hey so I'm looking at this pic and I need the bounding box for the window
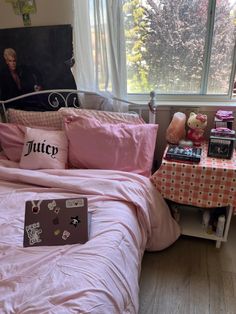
[123,0,236,98]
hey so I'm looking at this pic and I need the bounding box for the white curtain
[73,0,127,111]
[73,1,95,90]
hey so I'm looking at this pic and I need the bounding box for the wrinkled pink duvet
[0,160,180,314]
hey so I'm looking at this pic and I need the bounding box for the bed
[0,90,180,314]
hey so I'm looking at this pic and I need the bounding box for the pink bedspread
[0,161,180,313]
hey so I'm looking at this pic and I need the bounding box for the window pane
[123,0,209,94]
[207,0,236,95]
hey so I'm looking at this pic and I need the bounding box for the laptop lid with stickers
[23,197,88,247]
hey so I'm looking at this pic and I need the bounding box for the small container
[169,203,181,223]
[202,210,210,231]
[210,128,235,138]
[214,117,234,130]
[216,215,226,238]
[172,206,180,223]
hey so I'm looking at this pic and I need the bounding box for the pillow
[80,93,113,111]
[20,128,68,170]
[59,107,145,125]
[63,116,158,176]
[0,122,26,161]
[7,109,62,129]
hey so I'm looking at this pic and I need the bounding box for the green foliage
[123,0,150,92]
[123,0,235,94]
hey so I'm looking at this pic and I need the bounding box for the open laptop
[23,197,88,247]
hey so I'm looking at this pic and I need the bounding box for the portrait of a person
[0,48,43,100]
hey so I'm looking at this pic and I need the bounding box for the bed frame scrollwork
[0,89,158,123]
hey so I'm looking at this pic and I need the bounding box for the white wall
[0,0,73,29]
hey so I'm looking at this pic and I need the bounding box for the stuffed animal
[187,112,207,146]
[166,112,186,144]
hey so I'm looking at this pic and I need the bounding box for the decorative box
[208,136,235,159]
[214,110,234,130]
[210,128,235,138]
[214,117,234,130]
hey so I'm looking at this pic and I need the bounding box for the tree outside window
[123,0,236,97]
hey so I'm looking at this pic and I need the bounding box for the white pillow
[20,127,68,170]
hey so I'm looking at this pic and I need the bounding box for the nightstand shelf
[179,205,231,248]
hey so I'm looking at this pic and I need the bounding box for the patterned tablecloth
[151,142,236,213]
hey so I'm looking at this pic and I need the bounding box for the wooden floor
[139,217,236,314]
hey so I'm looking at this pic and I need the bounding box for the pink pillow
[0,122,26,161]
[64,116,158,176]
[59,107,145,125]
[20,128,68,170]
[7,109,62,129]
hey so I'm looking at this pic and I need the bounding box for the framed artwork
[207,137,235,159]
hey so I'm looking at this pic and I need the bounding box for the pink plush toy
[166,112,186,144]
[187,112,207,146]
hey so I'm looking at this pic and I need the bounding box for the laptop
[23,197,88,247]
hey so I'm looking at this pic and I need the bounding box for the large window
[123,0,236,97]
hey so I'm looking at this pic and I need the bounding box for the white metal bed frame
[0,89,158,123]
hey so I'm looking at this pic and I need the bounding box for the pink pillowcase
[20,128,68,170]
[64,116,158,176]
[7,109,62,129]
[0,122,26,162]
[59,107,145,125]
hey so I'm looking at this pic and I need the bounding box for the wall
[0,0,73,29]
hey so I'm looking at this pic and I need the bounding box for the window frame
[124,0,236,104]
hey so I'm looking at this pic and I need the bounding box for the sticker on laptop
[54,229,60,236]
[48,200,56,211]
[25,222,42,245]
[66,199,84,208]
[54,207,60,214]
[62,230,70,240]
[70,216,81,227]
[31,200,43,214]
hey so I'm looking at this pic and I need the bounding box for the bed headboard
[0,89,157,123]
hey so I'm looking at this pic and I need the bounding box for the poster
[0,24,77,110]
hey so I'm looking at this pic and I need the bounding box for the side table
[151,142,236,248]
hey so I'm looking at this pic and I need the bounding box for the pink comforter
[0,161,180,314]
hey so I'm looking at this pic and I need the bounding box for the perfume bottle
[202,210,210,232]
[216,215,226,238]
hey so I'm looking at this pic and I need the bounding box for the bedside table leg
[216,240,221,249]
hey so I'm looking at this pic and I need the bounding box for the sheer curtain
[73,0,127,111]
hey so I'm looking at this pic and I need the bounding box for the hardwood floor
[139,217,236,314]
